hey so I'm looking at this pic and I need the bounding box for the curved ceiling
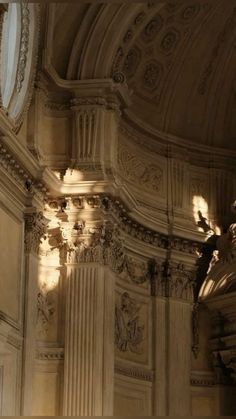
[48,1,236,150]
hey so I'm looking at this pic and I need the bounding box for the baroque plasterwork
[111,2,212,114]
[118,142,163,195]
[37,289,55,336]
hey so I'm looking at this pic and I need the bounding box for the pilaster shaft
[63,264,114,416]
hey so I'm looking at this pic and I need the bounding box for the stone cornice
[0,135,49,204]
[47,194,201,257]
[39,65,131,110]
[101,195,200,256]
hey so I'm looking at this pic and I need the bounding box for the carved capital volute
[24,211,48,255]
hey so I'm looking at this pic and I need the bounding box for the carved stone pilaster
[24,211,48,254]
[192,302,200,358]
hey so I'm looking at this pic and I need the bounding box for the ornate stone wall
[0,3,236,416]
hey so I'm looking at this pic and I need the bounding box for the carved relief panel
[117,133,166,201]
[115,288,151,366]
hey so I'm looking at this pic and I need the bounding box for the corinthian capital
[24,211,48,255]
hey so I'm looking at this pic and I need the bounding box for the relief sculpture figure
[115,292,144,354]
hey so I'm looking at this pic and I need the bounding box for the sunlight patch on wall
[193,195,209,226]
[38,266,59,292]
[192,195,221,235]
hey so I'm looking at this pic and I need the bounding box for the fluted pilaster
[63,264,114,416]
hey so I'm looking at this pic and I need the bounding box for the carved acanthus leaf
[24,211,48,254]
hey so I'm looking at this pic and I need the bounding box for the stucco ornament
[115,292,144,354]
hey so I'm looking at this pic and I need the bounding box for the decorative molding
[100,196,199,255]
[115,363,154,382]
[190,371,215,387]
[0,142,33,191]
[47,194,201,257]
[36,347,64,361]
[44,100,70,112]
[16,3,30,93]
[71,97,107,108]
[24,211,48,254]
[115,292,144,354]
[13,4,40,133]
[0,138,48,199]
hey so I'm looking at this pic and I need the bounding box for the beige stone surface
[0,206,22,322]
[32,364,61,416]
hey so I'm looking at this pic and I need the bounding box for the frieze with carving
[115,292,144,354]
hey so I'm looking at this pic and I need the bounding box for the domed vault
[48,0,236,151]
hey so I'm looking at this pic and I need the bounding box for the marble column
[63,263,114,416]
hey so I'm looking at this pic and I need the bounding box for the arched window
[0,3,38,128]
[1,4,21,109]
